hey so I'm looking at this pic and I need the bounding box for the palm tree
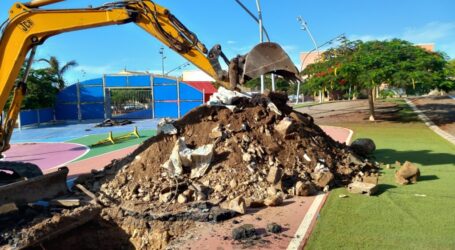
[38,56,78,90]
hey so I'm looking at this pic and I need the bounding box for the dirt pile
[3,91,379,249]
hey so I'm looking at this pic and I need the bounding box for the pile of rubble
[3,90,380,249]
[95,119,133,127]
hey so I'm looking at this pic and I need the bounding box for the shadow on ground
[375,149,455,166]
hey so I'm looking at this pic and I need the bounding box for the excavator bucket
[243,42,301,82]
[0,167,69,207]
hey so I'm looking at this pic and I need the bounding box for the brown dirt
[295,99,403,124]
[2,92,378,249]
[411,96,455,136]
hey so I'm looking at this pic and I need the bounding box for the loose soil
[2,92,378,249]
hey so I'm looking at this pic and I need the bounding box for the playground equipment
[90,127,141,147]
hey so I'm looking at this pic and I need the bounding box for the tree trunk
[368,88,375,121]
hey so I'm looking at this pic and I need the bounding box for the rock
[209,126,223,139]
[350,138,376,156]
[214,184,224,193]
[229,179,237,189]
[264,194,283,206]
[363,175,378,185]
[266,223,282,234]
[159,192,173,203]
[150,230,170,249]
[267,166,283,185]
[397,161,420,179]
[232,224,256,240]
[242,153,253,162]
[177,194,188,204]
[267,186,277,196]
[229,196,246,214]
[274,117,296,136]
[347,181,378,196]
[295,181,317,196]
[313,171,334,188]
[395,161,420,185]
[244,198,265,208]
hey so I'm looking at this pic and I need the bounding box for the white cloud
[402,22,455,43]
[227,40,237,44]
[349,34,393,42]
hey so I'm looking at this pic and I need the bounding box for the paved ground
[12,119,158,143]
[294,99,398,123]
[410,96,455,136]
[3,142,88,171]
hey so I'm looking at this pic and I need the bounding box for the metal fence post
[150,74,155,119]
[18,112,22,131]
[177,78,181,118]
[36,109,40,126]
[76,81,82,121]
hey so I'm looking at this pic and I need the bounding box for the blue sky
[1,0,454,83]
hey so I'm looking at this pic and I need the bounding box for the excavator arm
[0,0,300,154]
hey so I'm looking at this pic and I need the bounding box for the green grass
[306,102,455,249]
[292,101,320,109]
[68,129,156,161]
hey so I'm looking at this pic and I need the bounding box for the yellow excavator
[0,0,300,205]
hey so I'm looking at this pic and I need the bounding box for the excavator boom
[0,0,300,200]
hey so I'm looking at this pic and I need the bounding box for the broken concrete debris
[232,224,257,240]
[347,181,378,196]
[1,91,380,249]
[350,138,376,157]
[266,223,282,234]
[395,161,420,185]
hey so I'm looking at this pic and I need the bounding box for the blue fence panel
[105,76,128,88]
[38,108,53,123]
[154,77,177,85]
[20,110,38,126]
[128,75,151,87]
[154,102,178,118]
[80,85,104,102]
[154,85,177,100]
[180,83,203,100]
[81,103,104,120]
[80,78,102,86]
[55,104,78,120]
[180,101,202,116]
[56,84,77,103]
[114,109,153,119]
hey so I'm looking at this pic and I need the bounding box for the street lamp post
[234,0,275,93]
[296,16,321,104]
[297,33,346,104]
[159,47,166,76]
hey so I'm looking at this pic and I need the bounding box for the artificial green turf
[306,101,455,249]
[68,129,156,161]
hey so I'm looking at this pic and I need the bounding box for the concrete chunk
[347,181,378,196]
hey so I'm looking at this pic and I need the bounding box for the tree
[301,38,451,120]
[5,67,59,110]
[38,56,78,90]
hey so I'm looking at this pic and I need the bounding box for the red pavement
[45,146,137,177]
[3,142,88,171]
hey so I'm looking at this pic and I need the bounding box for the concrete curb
[405,98,455,145]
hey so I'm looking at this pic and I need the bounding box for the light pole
[297,33,346,104]
[234,0,275,93]
[296,16,320,104]
[159,47,166,76]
